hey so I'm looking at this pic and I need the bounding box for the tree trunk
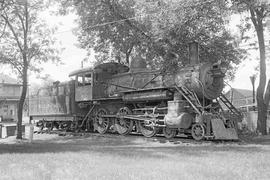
[125,45,133,65]
[17,0,29,139]
[17,55,28,139]
[256,27,267,135]
[125,52,129,65]
[250,9,268,135]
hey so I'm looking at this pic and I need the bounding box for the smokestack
[189,41,199,65]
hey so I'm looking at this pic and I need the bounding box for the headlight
[220,67,227,74]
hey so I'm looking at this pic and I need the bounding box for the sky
[2,6,269,91]
[28,11,88,83]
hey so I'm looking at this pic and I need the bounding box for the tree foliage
[0,0,60,75]
[0,0,60,139]
[60,0,244,75]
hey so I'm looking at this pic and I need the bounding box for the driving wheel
[94,108,110,134]
[115,107,134,135]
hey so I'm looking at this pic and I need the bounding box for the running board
[101,114,165,122]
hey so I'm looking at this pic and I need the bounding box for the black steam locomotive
[29,43,241,140]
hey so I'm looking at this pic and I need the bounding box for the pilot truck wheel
[191,123,205,141]
[163,127,177,139]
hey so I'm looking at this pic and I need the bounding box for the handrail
[174,86,201,115]
[219,94,242,118]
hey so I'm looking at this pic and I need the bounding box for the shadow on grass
[0,134,268,157]
[239,135,270,145]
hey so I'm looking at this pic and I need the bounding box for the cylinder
[165,100,193,129]
[165,112,193,129]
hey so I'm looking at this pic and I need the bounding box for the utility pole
[250,75,256,111]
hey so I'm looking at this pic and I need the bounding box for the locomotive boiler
[29,42,241,140]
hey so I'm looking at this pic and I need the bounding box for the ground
[0,133,269,180]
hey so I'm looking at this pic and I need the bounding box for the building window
[3,105,8,113]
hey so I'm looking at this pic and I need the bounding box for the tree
[59,0,142,65]
[0,0,60,139]
[60,0,243,76]
[232,0,270,135]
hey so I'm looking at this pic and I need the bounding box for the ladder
[174,86,202,114]
[79,104,96,128]
[218,94,242,118]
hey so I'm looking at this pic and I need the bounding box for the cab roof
[69,62,129,77]
[69,67,93,77]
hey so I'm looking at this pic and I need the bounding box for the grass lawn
[0,134,269,180]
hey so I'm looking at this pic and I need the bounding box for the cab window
[77,76,84,86]
[77,73,92,86]
[84,74,92,85]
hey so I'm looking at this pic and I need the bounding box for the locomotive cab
[69,67,94,102]
[69,62,130,101]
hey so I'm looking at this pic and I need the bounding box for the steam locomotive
[29,43,241,140]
